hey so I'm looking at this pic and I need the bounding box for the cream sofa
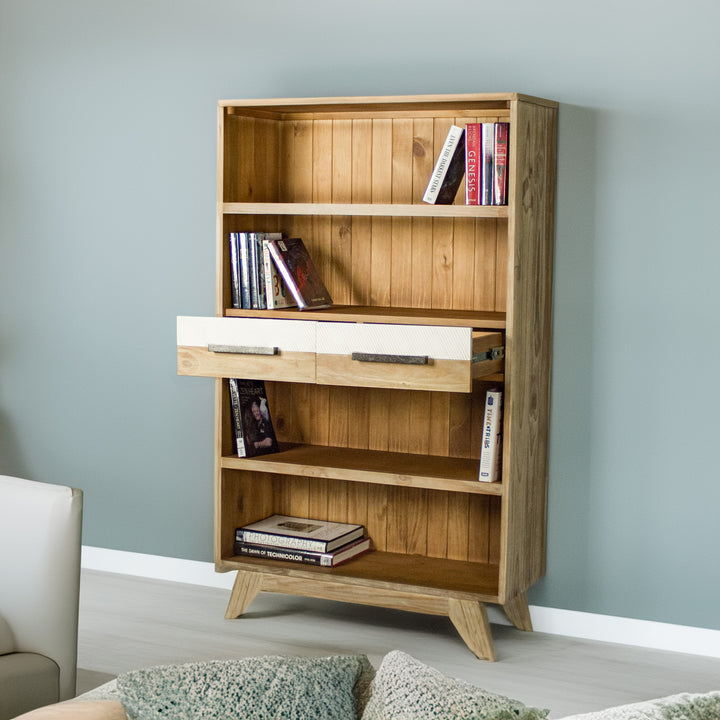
[0,475,83,720]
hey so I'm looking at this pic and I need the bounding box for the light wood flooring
[77,570,720,718]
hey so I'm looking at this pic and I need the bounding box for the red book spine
[464,123,481,205]
[480,123,494,205]
[493,122,509,205]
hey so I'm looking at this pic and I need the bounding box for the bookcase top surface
[219,92,558,113]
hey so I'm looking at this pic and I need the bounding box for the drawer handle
[351,352,428,366]
[208,344,278,356]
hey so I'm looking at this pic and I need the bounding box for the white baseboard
[81,545,720,659]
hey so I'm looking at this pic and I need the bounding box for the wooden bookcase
[177,93,557,660]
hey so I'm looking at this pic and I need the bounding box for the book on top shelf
[422,125,466,205]
[234,536,371,567]
[481,123,495,206]
[228,379,279,458]
[465,123,481,205]
[478,389,503,482]
[266,237,333,310]
[493,122,509,205]
[235,514,365,553]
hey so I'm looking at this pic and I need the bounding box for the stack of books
[422,122,509,206]
[234,514,370,567]
[229,233,333,311]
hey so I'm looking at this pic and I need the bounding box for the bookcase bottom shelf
[219,556,532,661]
[216,551,533,661]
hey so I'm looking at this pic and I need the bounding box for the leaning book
[228,379,279,458]
[234,536,371,567]
[235,514,364,553]
[422,125,466,205]
[267,237,333,310]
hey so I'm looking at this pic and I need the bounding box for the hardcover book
[493,122,510,205]
[227,379,279,458]
[481,123,495,205]
[478,389,503,482]
[262,237,296,309]
[422,125,466,205]
[464,123,481,205]
[235,514,365,553]
[233,536,370,567]
[228,233,242,309]
[267,237,333,310]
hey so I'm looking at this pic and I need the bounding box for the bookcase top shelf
[222,202,509,219]
[219,92,558,117]
[224,305,506,329]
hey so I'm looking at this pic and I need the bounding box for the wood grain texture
[208,94,557,657]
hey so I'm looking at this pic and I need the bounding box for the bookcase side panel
[499,100,557,602]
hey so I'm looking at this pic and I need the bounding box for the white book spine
[478,390,503,482]
[423,125,464,204]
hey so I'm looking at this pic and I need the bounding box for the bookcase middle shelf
[219,443,504,496]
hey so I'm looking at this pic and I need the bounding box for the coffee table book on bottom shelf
[234,536,371,567]
[235,514,365,552]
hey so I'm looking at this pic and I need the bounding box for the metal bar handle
[351,351,428,366]
[208,344,278,356]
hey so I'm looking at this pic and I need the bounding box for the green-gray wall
[1,0,719,632]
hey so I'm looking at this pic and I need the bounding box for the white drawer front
[177,316,316,353]
[316,322,475,392]
[316,322,472,360]
[177,316,316,383]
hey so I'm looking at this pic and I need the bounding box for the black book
[228,379,279,458]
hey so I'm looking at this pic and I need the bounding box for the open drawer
[177,316,316,383]
[316,322,503,392]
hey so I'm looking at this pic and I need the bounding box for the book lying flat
[234,536,371,567]
[235,514,364,553]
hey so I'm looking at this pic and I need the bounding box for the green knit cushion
[557,692,720,720]
[361,650,549,720]
[117,654,374,720]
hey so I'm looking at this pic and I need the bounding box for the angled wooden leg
[503,591,533,631]
[225,570,263,619]
[447,599,495,661]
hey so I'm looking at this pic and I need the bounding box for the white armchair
[0,475,83,720]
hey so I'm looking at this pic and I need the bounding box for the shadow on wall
[0,406,30,479]
[528,102,599,613]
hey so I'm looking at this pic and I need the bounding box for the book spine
[238,233,251,309]
[234,541,326,566]
[262,239,295,309]
[248,233,261,309]
[465,123,481,205]
[235,528,329,552]
[422,125,464,204]
[228,233,241,309]
[493,122,509,206]
[478,390,503,482]
[481,123,495,206]
[267,241,306,309]
[228,379,246,457]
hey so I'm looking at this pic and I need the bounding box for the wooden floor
[77,569,720,719]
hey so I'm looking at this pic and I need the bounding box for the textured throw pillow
[557,691,720,720]
[117,654,374,720]
[361,650,549,720]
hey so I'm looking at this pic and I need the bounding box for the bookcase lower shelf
[218,551,532,661]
